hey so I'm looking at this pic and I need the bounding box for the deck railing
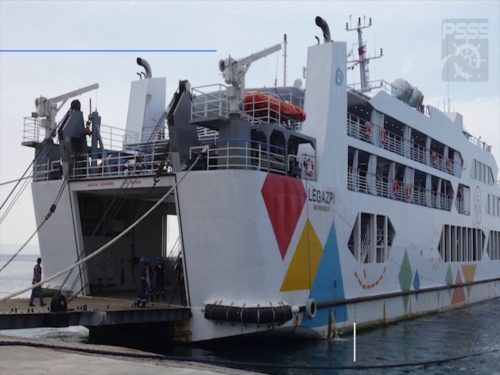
[190,84,229,122]
[189,139,315,179]
[347,167,453,211]
[71,151,171,180]
[347,113,461,176]
[22,116,139,152]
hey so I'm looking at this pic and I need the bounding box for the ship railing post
[258,144,262,171]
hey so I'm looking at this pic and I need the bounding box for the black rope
[0,171,70,273]
[0,175,33,187]
[0,161,34,212]
[0,340,497,371]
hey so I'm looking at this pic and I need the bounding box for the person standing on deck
[137,257,151,307]
[153,257,166,301]
[29,258,46,307]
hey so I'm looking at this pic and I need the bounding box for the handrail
[71,151,171,180]
[189,139,315,179]
[347,167,453,211]
[347,112,461,177]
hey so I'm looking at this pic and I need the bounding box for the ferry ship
[20,17,499,342]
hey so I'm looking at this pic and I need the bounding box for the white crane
[219,43,281,113]
[34,83,99,137]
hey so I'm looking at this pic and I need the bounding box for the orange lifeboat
[244,91,306,122]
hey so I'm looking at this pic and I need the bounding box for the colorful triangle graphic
[461,264,477,297]
[280,220,323,292]
[451,271,466,305]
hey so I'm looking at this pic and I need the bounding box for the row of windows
[487,231,500,260]
[438,226,484,262]
[487,194,500,217]
[471,159,495,185]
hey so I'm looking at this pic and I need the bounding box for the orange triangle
[451,271,466,305]
[280,220,323,292]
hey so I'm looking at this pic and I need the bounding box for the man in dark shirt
[29,257,46,307]
[153,257,166,301]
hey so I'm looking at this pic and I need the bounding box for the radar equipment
[346,16,383,92]
[219,43,281,113]
[35,83,99,138]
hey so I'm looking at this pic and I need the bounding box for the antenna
[346,16,383,92]
[283,34,288,87]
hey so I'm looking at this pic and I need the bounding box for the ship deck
[0,296,190,330]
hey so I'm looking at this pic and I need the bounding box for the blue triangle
[413,270,421,301]
[302,223,348,328]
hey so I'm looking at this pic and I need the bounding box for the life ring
[405,184,412,199]
[380,128,387,144]
[364,121,372,137]
[446,158,452,172]
[431,151,438,165]
[305,298,317,320]
[303,157,315,178]
[393,179,401,196]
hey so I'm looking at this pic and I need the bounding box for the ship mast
[283,34,287,87]
[346,16,383,92]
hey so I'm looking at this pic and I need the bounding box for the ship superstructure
[20,16,500,341]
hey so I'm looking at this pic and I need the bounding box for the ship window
[438,225,485,262]
[456,184,470,215]
[487,231,500,260]
[348,212,395,263]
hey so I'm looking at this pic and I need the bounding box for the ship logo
[335,67,344,86]
[442,19,488,81]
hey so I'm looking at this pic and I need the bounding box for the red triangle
[262,174,306,259]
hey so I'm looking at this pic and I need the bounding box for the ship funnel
[136,57,152,78]
[315,16,331,43]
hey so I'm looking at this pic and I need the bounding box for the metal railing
[347,113,461,176]
[22,116,139,152]
[190,84,229,122]
[71,151,171,180]
[189,139,315,179]
[347,167,453,211]
[455,197,470,216]
[243,92,303,130]
[464,132,492,153]
[98,123,139,151]
[23,117,45,144]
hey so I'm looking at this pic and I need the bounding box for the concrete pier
[0,336,258,375]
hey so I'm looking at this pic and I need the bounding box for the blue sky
[0,0,499,247]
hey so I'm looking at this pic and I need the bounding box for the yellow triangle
[462,264,477,297]
[280,220,323,292]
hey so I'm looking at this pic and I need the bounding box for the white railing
[71,151,171,180]
[32,160,63,182]
[464,132,492,153]
[22,115,139,153]
[23,117,45,144]
[455,198,471,216]
[243,92,303,130]
[191,84,229,122]
[347,167,453,211]
[347,113,461,176]
[189,140,315,179]
[99,123,139,151]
